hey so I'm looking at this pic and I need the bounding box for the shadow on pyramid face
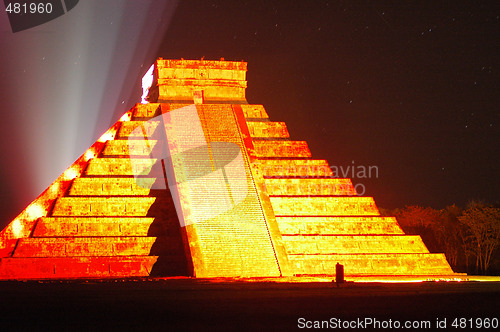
[146,187,191,277]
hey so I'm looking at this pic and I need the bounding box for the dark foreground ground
[0,278,499,331]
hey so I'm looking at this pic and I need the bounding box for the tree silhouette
[458,201,500,274]
[395,205,443,253]
[396,205,441,230]
[433,205,462,268]
[383,202,500,274]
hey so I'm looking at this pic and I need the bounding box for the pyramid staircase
[241,104,453,276]
[0,59,454,279]
[0,104,192,279]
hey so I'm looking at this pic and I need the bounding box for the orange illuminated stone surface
[0,58,456,280]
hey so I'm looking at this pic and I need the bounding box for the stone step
[157,81,246,101]
[265,178,357,196]
[258,159,333,177]
[101,140,160,157]
[52,197,159,217]
[118,121,160,139]
[13,237,156,257]
[276,216,404,235]
[253,141,311,158]
[246,122,289,138]
[85,158,163,176]
[0,256,158,279]
[69,177,159,196]
[282,235,429,254]
[132,103,161,119]
[33,217,156,237]
[241,104,269,119]
[270,196,380,216]
[11,237,185,257]
[159,66,245,81]
[288,253,455,276]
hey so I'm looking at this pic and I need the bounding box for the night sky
[0,1,498,229]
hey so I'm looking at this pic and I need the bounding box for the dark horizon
[0,1,498,229]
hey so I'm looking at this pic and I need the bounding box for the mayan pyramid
[0,58,454,279]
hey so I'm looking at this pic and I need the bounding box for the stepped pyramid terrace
[0,58,457,280]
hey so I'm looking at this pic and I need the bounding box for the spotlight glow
[120,112,132,122]
[63,167,79,181]
[97,131,115,143]
[0,0,179,230]
[141,63,155,104]
[11,218,23,238]
[84,149,95,161]
[25,203,44,220]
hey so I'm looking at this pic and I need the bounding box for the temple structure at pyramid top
[144,58,248,103]
[0,58,457,280]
